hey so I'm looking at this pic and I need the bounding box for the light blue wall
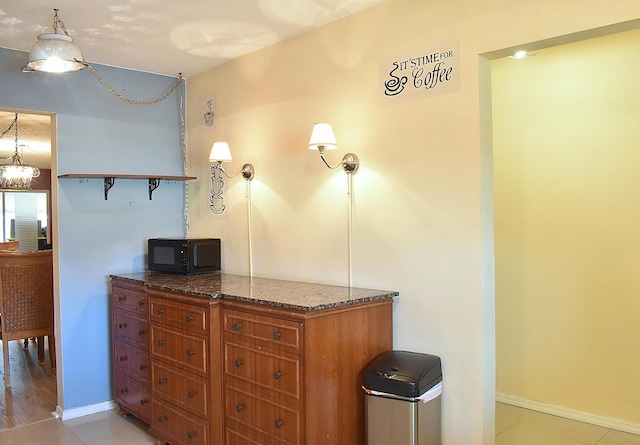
[0,47,187,410]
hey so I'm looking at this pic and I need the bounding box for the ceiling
[0,0,387,77]
[0,111,51,170]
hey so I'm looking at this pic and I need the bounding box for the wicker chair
[0,241,19,252]
[0,250,55,386]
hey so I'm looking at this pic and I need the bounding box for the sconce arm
[211,163,255,180]
[317,146,359,174]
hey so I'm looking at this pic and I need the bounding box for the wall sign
[380,40,460,103]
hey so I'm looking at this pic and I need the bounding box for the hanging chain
[85,65,182,106]
[53,9,71,36]
[0,115,16,140]
[178,77,190,237]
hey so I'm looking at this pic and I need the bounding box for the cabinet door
[112,285,148,317]
[115,374,150,422]
[113,310,148,350]
[151,361,209,417]
[150,297,208,335]
[152,399,209,445]
[223,309,302,353]
[223,342,301,399]
[225,385,301,445]
[150,325,208,375]
[114,340,149,382]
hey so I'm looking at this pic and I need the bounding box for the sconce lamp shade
[308,122,338,150]
[209,141,233,163]
[26,33,85,73]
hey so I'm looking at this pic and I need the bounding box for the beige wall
[186,0,640,443]
[494,28,640,424]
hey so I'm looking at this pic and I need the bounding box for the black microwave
[148,238,221,275]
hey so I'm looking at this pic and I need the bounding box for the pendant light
[0,114,41,190]
[23,9,86,73]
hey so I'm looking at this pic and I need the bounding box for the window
[1,191,49,251]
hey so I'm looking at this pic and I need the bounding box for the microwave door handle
[193,245,197,266]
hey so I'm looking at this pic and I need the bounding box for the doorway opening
[0,109,57,431]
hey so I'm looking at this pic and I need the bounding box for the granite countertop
[111,272,398,311]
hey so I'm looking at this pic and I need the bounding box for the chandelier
[0,113,41,190]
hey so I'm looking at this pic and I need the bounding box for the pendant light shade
[26,33,85,73]
[23,9,86,74]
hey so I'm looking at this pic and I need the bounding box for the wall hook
[204,99,214,126]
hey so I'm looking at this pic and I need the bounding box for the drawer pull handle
[188,432,195,439]
[118,295,125,302]
[188,390,196,398]
[138,301,144,308]
[186,315,194,322]
[234,359,243,367]
[275,419,283,428]
[158,340,165,347]
[119,355,127,362]
[138,329,145,336]
[139,365,146,371]
[234,322,242,331]
[236,404,244,412]
[158,416,166,423]
[273,331,281,340]
[120,387,128,394]
[118,322,127,329]
[187,349,194,357]
[159,378,166,385]
[274,370,282,380]
[157,308,164,315]
[140,399,147,406]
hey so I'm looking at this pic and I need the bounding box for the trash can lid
[363,350,442,398]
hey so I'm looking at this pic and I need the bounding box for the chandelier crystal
[0,114,41,190]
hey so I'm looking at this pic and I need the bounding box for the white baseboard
[53,400,117,421]
[496,392,640,435]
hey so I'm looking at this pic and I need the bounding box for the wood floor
[0,338,57,431]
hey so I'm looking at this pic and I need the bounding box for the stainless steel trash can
[363,351,442,445]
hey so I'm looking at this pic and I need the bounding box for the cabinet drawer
[152,399,209,445]
[225,386,301,445]
[115,374,150,421]
[113,310,148,350]
[223,309,302,353]
[151,361,208,417]
[224,343,301,399]
[112,286,147,316]
[150,297,207,335]
[151,325,208,375]
[114,340,149,382]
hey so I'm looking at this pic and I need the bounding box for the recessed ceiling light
[509,50,539,59]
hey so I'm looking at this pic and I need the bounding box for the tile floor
[497,403,640,445]
[2,402,640,444]
[0,409,155,445]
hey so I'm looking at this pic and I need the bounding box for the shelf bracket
[104,177,115,200]
[148,178,160,200]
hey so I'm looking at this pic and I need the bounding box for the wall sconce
[307,122,360,288]
[209,142,254,214]
[308,123,359,174]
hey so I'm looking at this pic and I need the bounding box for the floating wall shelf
[58,174,197,200]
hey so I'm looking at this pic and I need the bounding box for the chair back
[0,250,53,337]
[0,241,19,251]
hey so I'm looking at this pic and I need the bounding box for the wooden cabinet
[221,300,393,445]
[112,278,151,422]
[111,273,395,445]
[147,288,223,445]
